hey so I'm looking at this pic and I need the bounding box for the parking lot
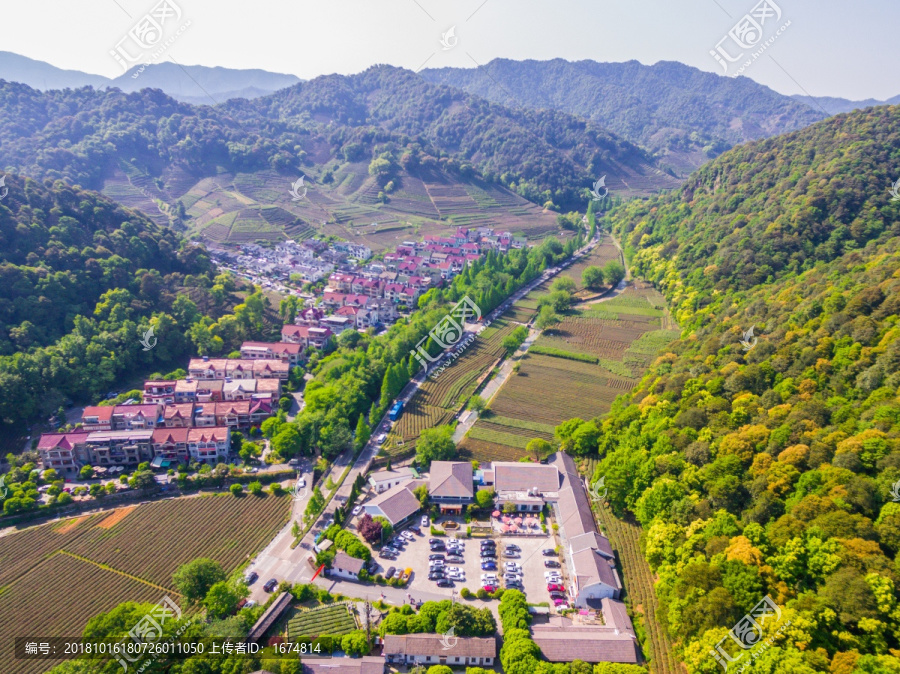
[369,524,567,608]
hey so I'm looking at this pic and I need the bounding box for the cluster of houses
[358,453,639,665]
[36,343,306,475]
[211,240,364,285]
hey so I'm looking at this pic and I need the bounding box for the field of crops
[593,502,679,674]
[460,274,677,462]
[65,494,290,588]
[0,553,166,674]
[384,322,515,455]
[0,494,290,672]
[287,603,357,638]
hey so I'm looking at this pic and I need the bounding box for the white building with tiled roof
[383,634,496,667]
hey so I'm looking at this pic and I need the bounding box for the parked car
[409,526,422,535]
[263,579,278,592]
[504,562,522,570]
[375,434,387,445]
[352,505,363,516]
[550,591,567,600]
[429,554,445,561]
[421,515,430,527]
[544,560,561,568]
[481,561,497,571]
[385,567,396,579]
[505,544,521,552]
[429,538,442,544]
[428,572,446,581]
[436,579,454,588]
[547,583,565,592]
[481,541,496,548]
[482,585,497,592]
[244,571,259,585]
[430,545,446,553]
[446,555,465,564]
[542,549,557,556]
[505,580,523,589]
[297,477,307,488]
[402,531,415,541]
[480,552,496,560]
[481,573,499,581]
[244,600,257,609]
[553,599,569,607]
[545,571,562,579]
[448,568,465,580]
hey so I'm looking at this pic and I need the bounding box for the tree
[341,631,370,656]
[550,276,577,294]
[581,266,605,290]
[415,425,456,467]
[129,470,156,490]
[230,483,244,496]
[526,438,554,462]
[358,513,385,544]
[203,581,248,619]
[355,414,371,452]
[536,305,560,330]
[173,558,226,603]
[602,261,625,287]
[427,666,453,674]
[469,395,486,413]
[475,489,495,510]
[79,465,94,480]
[272,425,303,459]
[248,481,263,495]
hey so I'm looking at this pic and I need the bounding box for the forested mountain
[0,66,678,216]
[0,52,300,103]
[422,58,827,174]
[582,104,900,672]
[792,93,900,116]
[0,176,272,431]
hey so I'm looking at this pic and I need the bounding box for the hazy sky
[2,0,897,100]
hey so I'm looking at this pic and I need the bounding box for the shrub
[476,589,489,600]
[460,587,473,599]
[229,483,243,496]
[248,481,263,495]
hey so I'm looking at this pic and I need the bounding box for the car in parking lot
[549,591,567,599]
[481,573,499,582]
[553,599,569,607]
[436,578,455,588]
[429,538,442,545]
[447,568,465,580]
[547,583,565,592]
[542,549,556,556]
[421,516,430,527]
[545,570,562,579]
[409,526,422,535]
[480,551,496,559]
[482,585,497,592]
[481,561,497,571]
[401,531,415,541]
[446,555,465,564]
[263,579,278,592]
[481,540,496,548]
[429,561,445,569]
[505,544,520,552]
[429,554,445,561]
[385,567,396,579]
[352,505,363,516]
[544,560,561,568]
[244,571,258,585]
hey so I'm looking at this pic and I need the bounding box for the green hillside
[580,105,900,672]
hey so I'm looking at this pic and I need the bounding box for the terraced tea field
[0,494,290,673]
[286,603,358,638]
[459,278,679,463]
[383,322,516,456]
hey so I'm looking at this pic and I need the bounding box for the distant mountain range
[0,51,300,104]
[421,58,836,173]
[790,93,900,115]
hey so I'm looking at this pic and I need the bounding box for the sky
[1,0,898,100]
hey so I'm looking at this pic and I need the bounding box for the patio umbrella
[510,524,519,532]
[501,524,510,532]
[514,517,523,525]
[502,515,511,524]
[492,511,501,518]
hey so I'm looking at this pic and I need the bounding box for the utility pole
[364,598,372,648]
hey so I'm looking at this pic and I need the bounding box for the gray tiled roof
[333,551,364,575]
[302,656,385,674]
[532,631,639,663]
[365,480,423,525]
[569,532,615,560]
[571,548,621,593]
[429,461,474,499]
[383,634,496,658]
[491,461,560,493]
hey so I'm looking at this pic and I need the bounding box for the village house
[193,404,217,427]
[368,467,418,493]
[111,403,162,431]
[362,480,424,528]
[143,380,176,404]
[383,634,496,667]
[320,314,355,333]
[164,403,196,428]
[83,430,155,466]
[428,461,475,514]
[281,325,333,349]
[186,427,230,462]
[151,427,190,462]
[38,432,89,472]
[296,306,325,327]
[80,406,113,432]
[240,341,303,366]
[329,551,365,581]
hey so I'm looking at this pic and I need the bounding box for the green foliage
[582,265,606,290]
[529,345,598,363]
[415,425,456,467]
[172,558,226,603]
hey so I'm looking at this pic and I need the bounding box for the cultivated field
[0,494,290,673]
[459,280,679,463]
[106,160,567,249]
[286,603,357,639]
[383,321,516,456]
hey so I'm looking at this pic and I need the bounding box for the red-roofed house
[187,427,230,462]
[281,325,332,349]
[38,432,89,472]
[384,283,406,302]
[81,406,114,432]
[240,341,303,366]
[164,403,196,428]
[144,380,176,405]
[112,404,162,430]
[151,427,190,461]
[329,273,356,292]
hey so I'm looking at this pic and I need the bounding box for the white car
[448,568,465,580]
[352,505,363,516]
[375,434,387,446]
[402,531,416,541]
[297,477,307,488]
[429,560,445,568]
[421,515,429,527]
[504,562,522,570]
[481,573,499,581]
